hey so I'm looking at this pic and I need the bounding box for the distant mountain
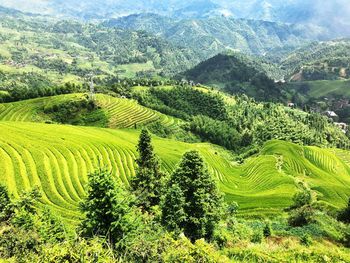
[104,14,327,59]
[282,39,350,81]
[0,1,349,38]
[0,12,202,78]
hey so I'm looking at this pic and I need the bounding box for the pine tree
[162,150,224,242]
[131,129,166,212]
[80,168,141,246]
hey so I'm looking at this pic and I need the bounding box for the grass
[226,237,350,262]
[289,80,350,99]
[1,120,350,222]
[115,61,156,78]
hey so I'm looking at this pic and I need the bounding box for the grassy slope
[0,93,181,129]
[289,80,350,99]
[1,121,350,222]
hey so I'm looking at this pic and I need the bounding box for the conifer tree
[162,150,224,242]
[131,129,166,211]
[80,168,140,246]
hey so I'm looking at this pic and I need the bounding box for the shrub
[251,230,263,243]
[263,221,273,237]
[300,234,312,247]
[338,198,350,224]
[0,226,40,260]
[288,206,316,227]
[291,187,313,209]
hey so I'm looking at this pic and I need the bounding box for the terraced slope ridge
[1,122,350,221]
[0,93,180,129]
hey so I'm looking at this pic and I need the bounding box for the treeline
[0,73,83,102]
[135,86,350,152]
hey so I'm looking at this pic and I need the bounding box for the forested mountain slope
[282,39,350,81]
[1,0,349,40]
[104,14,324,58]
[0,11,200,82]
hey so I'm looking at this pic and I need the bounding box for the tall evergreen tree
[131,129,166,211]
[161,150,224,242]
[80,168,141,246]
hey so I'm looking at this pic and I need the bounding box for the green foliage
[131,129,167,211]
[142,86,228,121]
[251,230,263,244]
[106,14,316,72]
[263,221,273,237]
[282,39,350,81]
[338,198,350,224]
[0,226,40,261]
[288,184,316,227]
[136,86,350,152]
[161,183,187,235]
[291,185,313,209]
[162,150,224,241]
[80,168,141,247]
[288,206,316,227]
[0,184,11,220]
[0,73,82,103]
[43,94,108,126]
[36,238,116,263]
[189,115,241,151]
[180,53,283,102]
[11,187,41,230]
[300,233,313,247]
[38,208,66,244]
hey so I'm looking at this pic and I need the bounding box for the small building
[287,102,296,108]
[324,111,339,122]
[335,122,348,133]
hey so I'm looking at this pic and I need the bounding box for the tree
[80,168,141,246]
[162,150,224,242]
[131,129,166,212]
[291,184,313,209]
[263,221,272,237]
[0,184,12,221]
[338,197,350,223]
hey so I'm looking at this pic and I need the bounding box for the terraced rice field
[1,121,350,221]
[0,93,181,129]
[95,94,181,128]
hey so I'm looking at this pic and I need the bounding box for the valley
[1,1,350,262]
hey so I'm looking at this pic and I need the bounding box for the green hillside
[104,14,322,59]
[0,10,200,89]
[1,121,350,222]
[282,39,350,81]
[179,53,283,101]
[288,80,350,99]
[0,93,180,129]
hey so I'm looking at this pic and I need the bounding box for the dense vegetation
[104,13,323,60]
[135,85,350,151]
[282,39,350,81]
[179,53,283,101]
[0,10,200,90]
